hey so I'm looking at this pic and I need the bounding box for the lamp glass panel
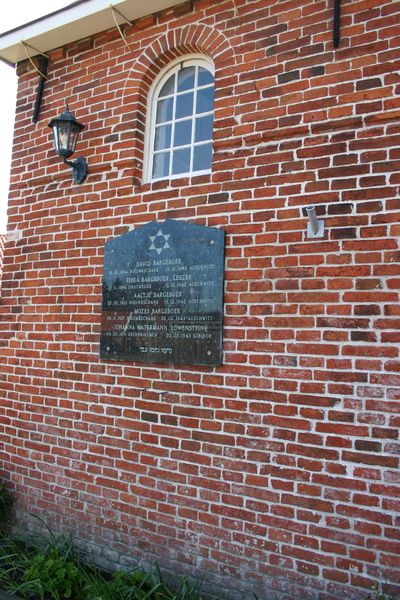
[57,122,70,153]
[51,125,60,153]
[69,123,80,153]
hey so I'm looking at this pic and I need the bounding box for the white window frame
[144,54,215,183]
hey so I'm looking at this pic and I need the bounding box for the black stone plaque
[100,219,224,366]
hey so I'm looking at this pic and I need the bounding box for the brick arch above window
[120,23,237,185]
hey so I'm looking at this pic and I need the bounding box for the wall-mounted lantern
[48,105,88,184]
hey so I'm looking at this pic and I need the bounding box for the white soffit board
[0,0,180,65]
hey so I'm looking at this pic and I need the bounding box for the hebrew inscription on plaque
[100,219,225,366]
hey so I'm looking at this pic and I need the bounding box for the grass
[365,587,400,600]
[0,482,12,529]
[1,483,399,600]
[0,527,205,600]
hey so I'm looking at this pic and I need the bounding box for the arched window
[146,56,215,182]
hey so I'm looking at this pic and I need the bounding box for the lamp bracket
[306,206,325,238]
[64,157,88,184]
[307,220,324,238]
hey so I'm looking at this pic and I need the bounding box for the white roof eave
[0,0,180,65]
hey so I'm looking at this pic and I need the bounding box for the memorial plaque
[100,219,225,366]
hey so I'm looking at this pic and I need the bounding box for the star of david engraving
[149,230,171,255]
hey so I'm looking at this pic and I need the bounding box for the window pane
[150,62,215,181]
[156,97,173,123]
[193,144,212,171]
[196,87,214,114]
[153,152,170,178]
[195,115,213,142]
[198,67,214,87]
[176,92,194,119]
[178,67,195,92]
[174,120,192,147]
[172,148,191,175]
[159,74,175,98]
[154,124,171,150]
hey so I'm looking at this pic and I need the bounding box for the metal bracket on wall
[306,206,325,239]
[110,4,133,52]
[20,41,49,123]
[21,41,49,78]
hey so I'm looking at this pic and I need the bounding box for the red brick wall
[0,235,4,287]
[1,0,399,598]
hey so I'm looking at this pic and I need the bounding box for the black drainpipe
[333,0,341,48]
[32,55,49,123]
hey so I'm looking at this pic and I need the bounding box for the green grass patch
[0,528,205,600]
[0,482,12,530]
[365,586,400,600]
